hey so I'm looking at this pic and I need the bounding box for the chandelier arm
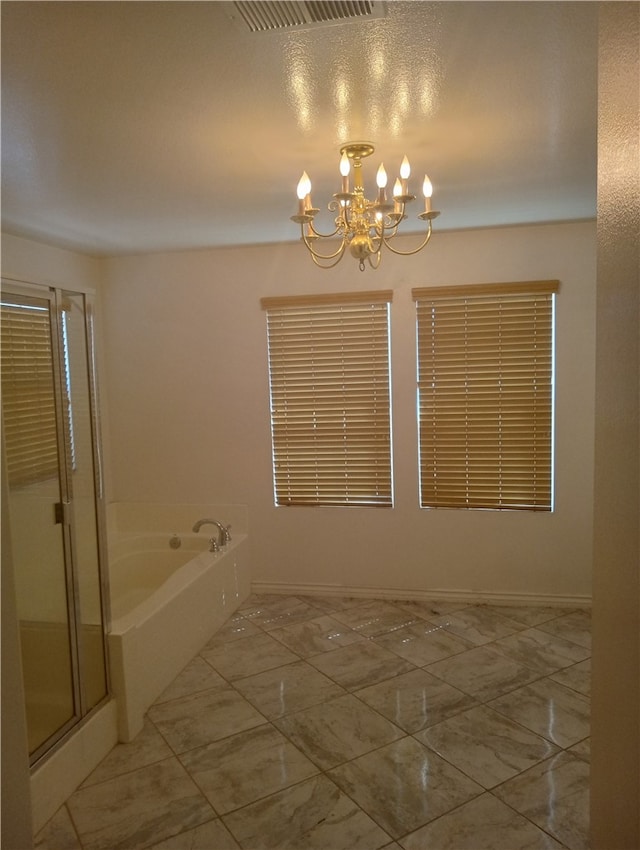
[373,204,406,241]
[308,220,344,239]
[367,249,382,270]
[300,225,348,262]
[309,242,348,269]
[381,220,434,256]
[378,218,403,239]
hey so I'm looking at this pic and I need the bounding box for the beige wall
[1,445,33,849]
[591,3,640,847]
[1,233,103,292]
[101,220,596,603]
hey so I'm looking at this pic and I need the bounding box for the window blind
[1,296,59,487]
[261,290,393,507]
[413,281,558,511]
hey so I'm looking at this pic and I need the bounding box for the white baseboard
[250,580,592,609]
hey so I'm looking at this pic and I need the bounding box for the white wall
[102,220,596,603]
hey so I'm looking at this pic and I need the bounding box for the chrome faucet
[192,518,231,549]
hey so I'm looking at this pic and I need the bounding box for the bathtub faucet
[192,518,231,549]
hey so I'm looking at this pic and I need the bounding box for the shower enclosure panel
[1,280,110,765]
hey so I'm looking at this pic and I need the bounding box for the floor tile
[568,737,590,762]
[494,751,590,850]
[331,600,421,637]
[274,693,404,769]
[537,610,592,649]
[36,596,591,850]
[238,596,324,630]
[550,658,591,696]
[295,594,367,613]
[329,737,483,839]
[200,631,299,680]
[202,615,263,646]
[488,677,590,748]
[222,774,391,849]
[237,593,298,612]
[148,686,267,753]
[426,644,540,702]
[233,660,345,720]
[393,599,470,619]
[179,724,319,814]
[148,818,240,849]
[81,719,172,787]
[429,605,525,645]
[66,757,213,850]
[355,668,478,734]
[416,705,559,788]
[482,605,577,628]
[34,806,81,850]
[374,620,472,666]
[493,627,590,675]
[308,640,416,690]
[400,792,564,849]
[269,613,365,657]
[154,656,227,704]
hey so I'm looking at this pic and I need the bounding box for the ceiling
[1,1,598,257]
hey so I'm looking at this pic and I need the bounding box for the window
[413,280,558,511]
[1,295,59,486]
[262,291,393,507]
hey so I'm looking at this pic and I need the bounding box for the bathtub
[106,503,250,742]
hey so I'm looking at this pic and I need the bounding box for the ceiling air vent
[226,1,386,33]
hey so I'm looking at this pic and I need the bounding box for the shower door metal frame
[1,277,111,767]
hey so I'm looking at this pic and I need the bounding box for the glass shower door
[61,290,108,713]
[1,282,109,764]
[1,290,79,757]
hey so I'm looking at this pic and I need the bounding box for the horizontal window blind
[1,297,59,487]
[413,281,558,511]
[262,291,393,507]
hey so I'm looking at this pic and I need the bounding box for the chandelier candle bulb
[393,178,403,214]
[340,152,351,193]
[423,175,433,213]
[400,155,411,195]
[376,163,388,204]
[296,172,311,215]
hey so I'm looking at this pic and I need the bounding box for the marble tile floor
[35,595,591,850]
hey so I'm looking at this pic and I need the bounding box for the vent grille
[228,1,386,33]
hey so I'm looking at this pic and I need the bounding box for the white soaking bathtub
[106,503,250,741]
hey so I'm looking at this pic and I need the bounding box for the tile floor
[34,595,591,850]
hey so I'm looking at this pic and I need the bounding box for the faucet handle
[208,536,220,553]
[222,524,232,544]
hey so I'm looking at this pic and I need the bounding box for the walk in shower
[1,279,109,765]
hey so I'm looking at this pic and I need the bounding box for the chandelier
[291,141,440,271]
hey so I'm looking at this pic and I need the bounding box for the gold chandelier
[291,141,440,271]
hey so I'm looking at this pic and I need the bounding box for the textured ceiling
[1,1,598,257]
